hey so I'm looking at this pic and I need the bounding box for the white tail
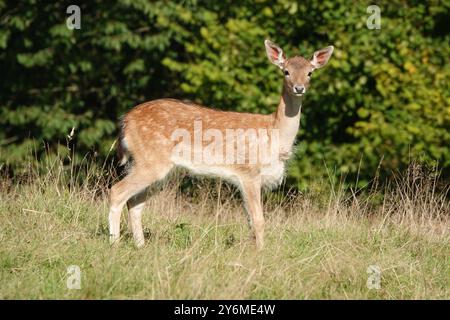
[109,40,334,249]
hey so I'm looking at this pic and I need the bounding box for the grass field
[0,161,449,299]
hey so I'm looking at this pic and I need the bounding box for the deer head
[265,40,334,96]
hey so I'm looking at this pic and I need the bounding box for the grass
[0,159,449,299]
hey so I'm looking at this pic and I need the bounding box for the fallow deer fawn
[109,40,334,249]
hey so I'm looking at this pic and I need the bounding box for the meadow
[1,1,449,301]
[0,160,448,299]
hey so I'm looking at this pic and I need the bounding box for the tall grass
[0,156,448,299]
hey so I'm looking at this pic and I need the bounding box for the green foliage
[0,0,449,188]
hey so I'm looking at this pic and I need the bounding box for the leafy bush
[0,0,449,188]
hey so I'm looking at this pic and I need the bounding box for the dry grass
[0,159,449,299]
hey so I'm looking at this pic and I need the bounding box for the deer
[109,40,334,250]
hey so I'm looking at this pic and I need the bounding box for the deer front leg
[241,178,265,250]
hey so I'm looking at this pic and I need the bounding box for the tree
[1,0,449,188]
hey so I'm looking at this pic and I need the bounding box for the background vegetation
[1,0,449,188]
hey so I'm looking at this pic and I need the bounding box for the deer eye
[307,71,312,77]
[284,69,290,77]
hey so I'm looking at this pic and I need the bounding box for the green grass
[0,163,449,299]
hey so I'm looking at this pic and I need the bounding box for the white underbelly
[173,158,240,185]
[172,157,285,189]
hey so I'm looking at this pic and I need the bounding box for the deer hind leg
[109,163,172,246]
[126,190,148,248]
[240,178,265,250]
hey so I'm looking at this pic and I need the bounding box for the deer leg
[126,190,149,248]
[240,178,265,250]
[109,164,171,246]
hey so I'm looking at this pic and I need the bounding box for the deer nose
[293,85,305,94]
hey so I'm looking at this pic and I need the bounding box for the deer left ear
[311,46,334,69]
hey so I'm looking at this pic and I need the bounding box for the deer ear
[311,46,334,69]
[265,40,285,69]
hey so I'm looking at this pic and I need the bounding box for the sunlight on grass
[0,159,448,299]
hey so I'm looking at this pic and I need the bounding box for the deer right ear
[265,40,285,69]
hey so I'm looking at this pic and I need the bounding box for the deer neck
[273,87,302,155]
